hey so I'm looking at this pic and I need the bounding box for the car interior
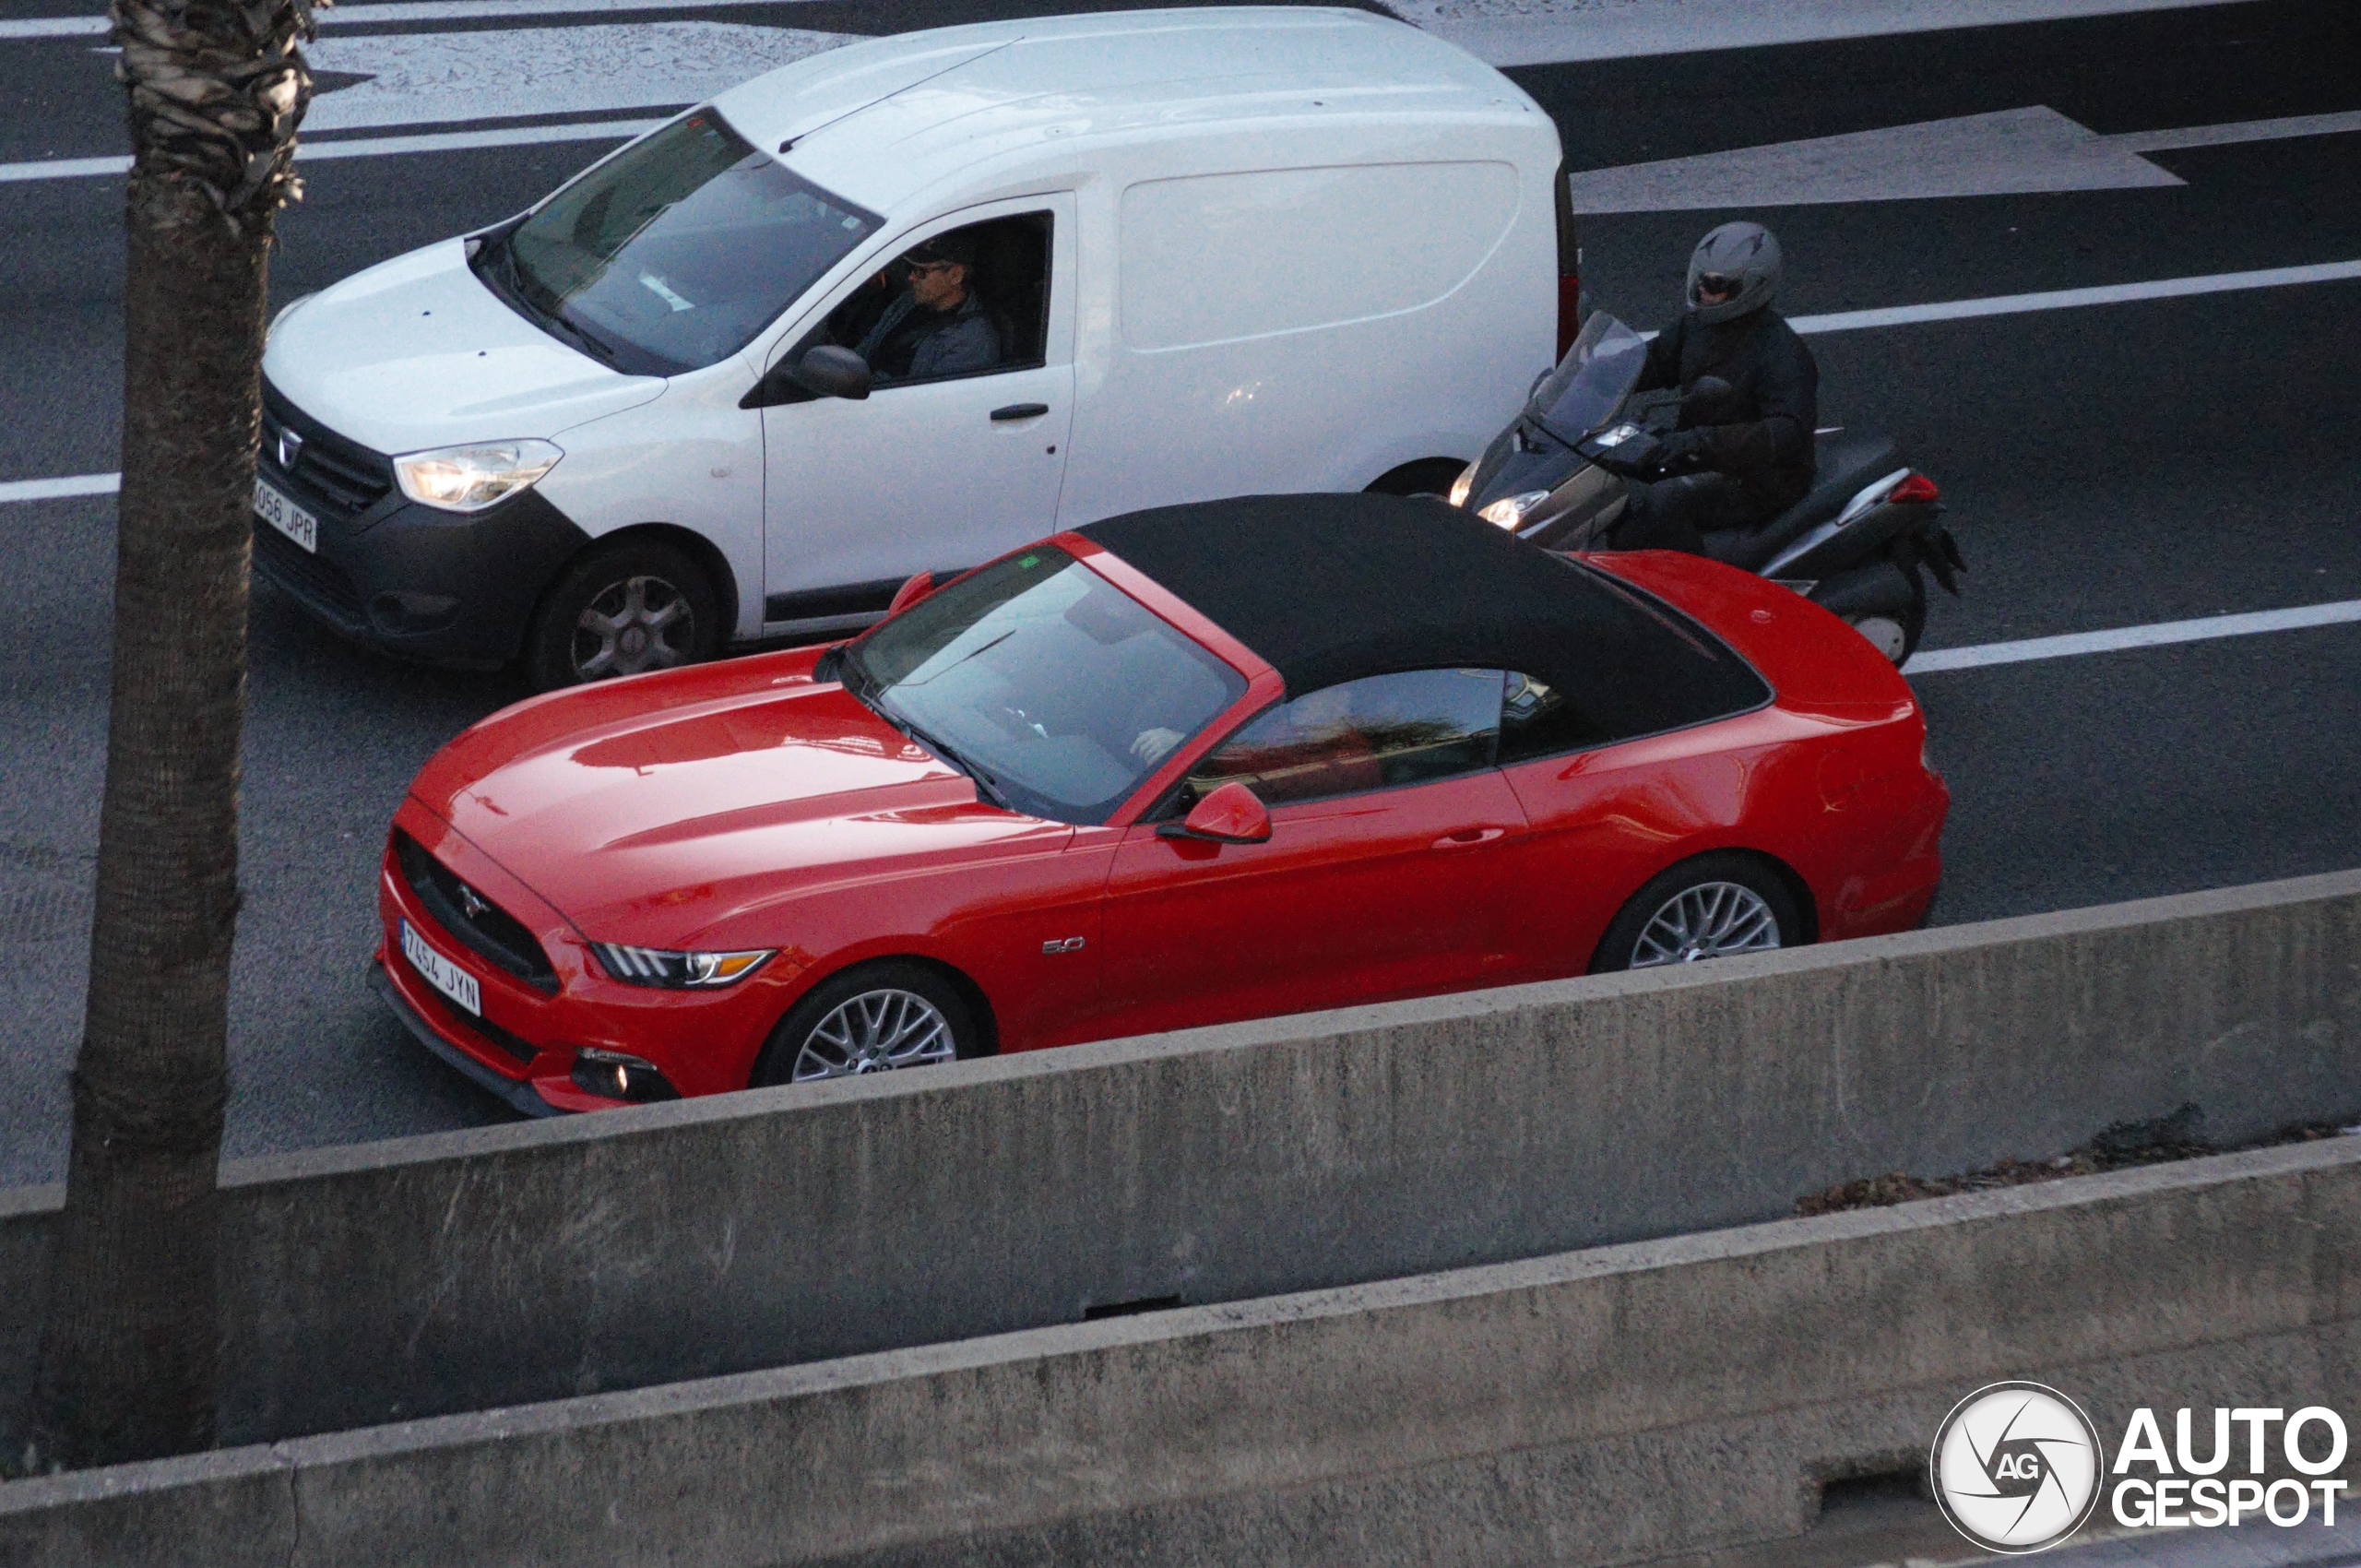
[821,211,1053,383]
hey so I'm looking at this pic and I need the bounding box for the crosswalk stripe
[1908,600,2361,674]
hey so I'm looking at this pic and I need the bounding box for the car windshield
[482,111,878,376]
[843,548,1247,825]
[1526,313,1651,442]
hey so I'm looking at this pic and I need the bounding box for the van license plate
[255,477,318,553]
[400,919,481,1016]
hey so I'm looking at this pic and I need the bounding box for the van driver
[853,232,1003,383]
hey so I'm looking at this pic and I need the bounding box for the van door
[758,195,1075,634]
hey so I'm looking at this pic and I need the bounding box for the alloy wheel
[572,574,697,680]
[1627,881,1782,968]
[790,988,957,1081]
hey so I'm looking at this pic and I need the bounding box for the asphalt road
[2,0,2356,1185]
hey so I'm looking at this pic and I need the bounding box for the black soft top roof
[1077,493,1749,703]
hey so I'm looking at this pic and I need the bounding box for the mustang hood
[263,238,665,454]
[409,667,1068,949]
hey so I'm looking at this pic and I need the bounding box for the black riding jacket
[1637,306,1819,510]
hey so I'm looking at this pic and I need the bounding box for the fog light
[570,1047,680,1103]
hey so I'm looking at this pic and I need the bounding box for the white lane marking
[1398,0,2252,69]
[1568,105,2361,216]
[2112,109,2361,152]
[1568,106,2178,216]
[1910,600,2361,674]
[0,472,118,504]
[0,117,665,183]
[1788,258,2361,335]
[303,22,850,133]
[2,0,833,38]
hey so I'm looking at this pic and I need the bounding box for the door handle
[991,403,1050,422]
[1431,826,1507,849]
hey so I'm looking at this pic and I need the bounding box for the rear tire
[523,539,722,692]
[1587,853,1804,974]
[752,961,985,1087]
[1848,566,1927,667]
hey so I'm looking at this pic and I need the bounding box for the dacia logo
[276,427,304,470]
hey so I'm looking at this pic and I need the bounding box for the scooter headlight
[1445,463,1477,509]
[393,440,564,513]
[1477,490,1550,531]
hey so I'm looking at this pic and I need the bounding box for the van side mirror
[1156,780,1271,845]
[790,345,872,401]
[740,345,873,409]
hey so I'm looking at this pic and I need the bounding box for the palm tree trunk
[19,0,315,1473]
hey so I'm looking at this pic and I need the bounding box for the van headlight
[1477,490,1550,530]
[393,440,564,513]
[1445,463,1477,508]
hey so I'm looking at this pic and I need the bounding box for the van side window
[1176,669,1503,810]
[823,212,1051,386]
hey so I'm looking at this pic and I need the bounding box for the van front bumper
[254,489,588,666]
[254,383,587,666]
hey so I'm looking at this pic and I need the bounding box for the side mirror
[1156,780,1271,845]
[1682,374,1738,421]
[885,571,939,617]
[789,344,872,401]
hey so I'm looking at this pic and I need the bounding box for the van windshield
[477,111,879,376]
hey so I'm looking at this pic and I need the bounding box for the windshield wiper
[895,714,1016,813]
[476,234,623,370]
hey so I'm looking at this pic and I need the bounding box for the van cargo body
[259,7,1563,682]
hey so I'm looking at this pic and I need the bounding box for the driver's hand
[1131,727,1184,764]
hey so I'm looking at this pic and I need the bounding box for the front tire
[753,961,984,1087]
[523,539,722,691]
[1587,853,1804,974]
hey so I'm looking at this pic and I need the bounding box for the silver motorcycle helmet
[1685,221,1782,325]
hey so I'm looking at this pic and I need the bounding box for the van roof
[712,7,1538,213]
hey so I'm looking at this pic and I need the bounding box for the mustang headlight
[1445,463,1477,509]
[393,439,563,513]
[593,943,774,989]
[1477,490,1550,531]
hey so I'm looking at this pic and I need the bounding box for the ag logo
[1930,1382,2105,1553]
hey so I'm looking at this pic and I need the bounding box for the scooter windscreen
[1526,314,1650,444]
[1460,313,1651,516]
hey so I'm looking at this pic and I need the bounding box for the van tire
[524,539,723,691]
[1366,457,1468,499]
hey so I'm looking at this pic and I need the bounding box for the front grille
[415,981,540,1066]
[396,832,559,993]
[261,381,395,515]
[253,519,366,624]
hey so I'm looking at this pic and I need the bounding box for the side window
[820,211,1051,387]
[1179,669,1503,810]
[1499,671,1600,764]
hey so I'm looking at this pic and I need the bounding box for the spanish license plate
[400,919,481,1016]
[254,476,317,553]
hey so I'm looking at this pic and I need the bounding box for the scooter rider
[1607,221,1818,553]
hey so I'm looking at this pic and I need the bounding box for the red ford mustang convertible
[374,494,1947,1113]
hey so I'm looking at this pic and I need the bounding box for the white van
[258,6,1573,687]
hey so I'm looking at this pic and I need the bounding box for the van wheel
[1366,457,1468,499]
[524,540,722,691]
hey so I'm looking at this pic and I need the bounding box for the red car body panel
[377,536,1945,1112]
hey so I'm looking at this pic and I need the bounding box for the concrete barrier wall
[2,870,2357,1448]
[6,1136,2356,1567]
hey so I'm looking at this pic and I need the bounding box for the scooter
[1448,314,1964,664]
